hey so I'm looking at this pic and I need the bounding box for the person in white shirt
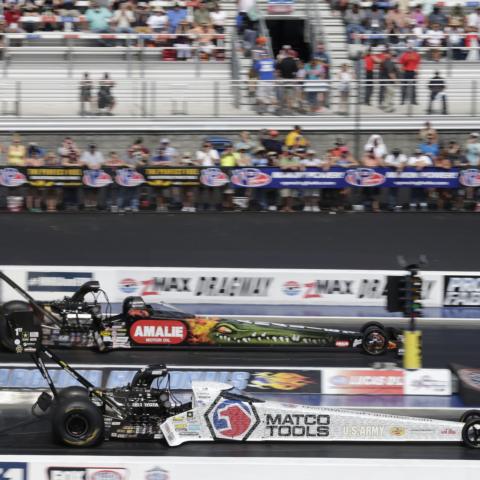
[147,7,169,32]
[81,144,105,208]
[195,141,220,166]
[300,149,328,212]
[425,23,444,61]
[364,134,388,159]
[385,147,407,211]
[210,4,227,33]
[112,3,135,32]
[467,7,480,29]
[407,149,432,211]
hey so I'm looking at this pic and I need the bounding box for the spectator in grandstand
[112,3,135,34]
[398,46,420,105]
[363,48,375,105]
[301,148,326,212]
[25,144,44,212]
[409,4,425,27]
[385,147,407,211]
[314,43,331,78]
[7,134,26,166]
[220,146,240,167]
[254,51,276,115]
[149,147,174,212]
[467,7,480,30]
[167,2,187,34]
[336,63,353,115]
[418,121,438,143]
[418,133,440,161]
[190,22,217,60]
[465,26,480,62]
[79,73,94,116]
[210,3,227,33]
[237,147,252,166]
[59,137,81,211]
[279,148,303,212]
[378,49,398,113]
[235,131,257,152]
[427,71,447,115]
[277,49,298,113]
[81,143,104,209]
[43,152,62,212]
[304,58,327,113]
[385,4,409,31]
[196,140,220,166]
[147,7,169,33]
[4,5,22,27]
[428,6,448,28]
[128,138,150,164]
[261,129,283,155]
[194,3,211,26]
[361,147,383,212]
[344,3,365,43]
[434,146,455,211]
[424,23,445,62]
[407,148,432,211]
[175,20,194,60]
[448,4,466,28]
[85,2,112,37]
[285,125,309,149]
[97,73,115,115]
[465,132,480,167]
[133,3,151,33]
[364,134,388,159]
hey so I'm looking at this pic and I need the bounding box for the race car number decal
[129,320,187,345]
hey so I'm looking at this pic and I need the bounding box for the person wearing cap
[378,49,398,113]
[407,149,432,211]
[254,52,276,114]
[418,133,439,161]
[277,49,299,113]
[385,147,407,211]
[167,2,187,33]
[418,121,438,143]
[285,125,309,149]
[158,138,178,162]
[361,147,384,212]
[399,46,421,105]
[261,130,283,154]
[147,6,169,32]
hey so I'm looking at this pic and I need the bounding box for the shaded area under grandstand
[1,212,479,270]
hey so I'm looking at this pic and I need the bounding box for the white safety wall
[0,265,479,307]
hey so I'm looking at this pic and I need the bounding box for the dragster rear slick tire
[57,387,89,402]
[460,410,480,423]
[462,418,480,448]
[52,397,104,447]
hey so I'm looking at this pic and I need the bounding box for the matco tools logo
[206,399,258,440]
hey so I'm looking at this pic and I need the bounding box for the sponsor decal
[441,428,458,435]
[265,413,329,437]
[0,168,28,187]
[248,372,315,391]
[444,276,480,306]
[282,280,301,296]
[130,320,187,345]
[459,168,480,187]
[345,168,385,187]
[335,340,349,348]
[200,167,230,187]
[194,277,273,297]
[390,426,406,437]
[405,370,451,395]
[27,271,93,292]
[230,168,271,187]
[47,467,127,480]
[207,399,258,440]
[283,280,354,299]
[118,278,138,294]
[323,369,404,395]
[0,462,27,480]
[115,168,145,187]
[83,169,113,188]
[343,425,384,437]
[145,467,169,480]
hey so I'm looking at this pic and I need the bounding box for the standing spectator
[418,133,440,161]
[7,134,26,166]
[418,121,438,143]
[363,48,375,106]
[149,146,175,212]
[467,7,480,30]
[465,132,480,167]
[314,43,331,78]
[157,138,178,163]
[407,149,432,210]
[385,147,407,211]
[301,149,326,212]
[465,27,479,62]
[399,46,420,105]
[378,50,398,113]
[235,131,257,152]
[427,71,447,115]
[220,146,239,210]
[276,49,298,113]
[104,151,126,212]
[81,144,105,209]
[279,149,303,212]
[364,134,388,159]
[261,129,283,154]
[361,148,383,212]
[336,63,353,115]
[25,145,44,212]
[196,140,220,210]
[59,137,81,211]
[285,125,309,149]
[128,138,150,165]
[304,58,326,113]
[97,73,115,115]
[43,152,62,212]
[79,72,93,116]
[254,52,276,114]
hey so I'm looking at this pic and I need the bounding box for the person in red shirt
[363,48,375,105]
[399,46,421,105]
[4,5,22,26]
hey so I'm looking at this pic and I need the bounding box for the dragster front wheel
[361,325,388,355]
[462,418,480,448]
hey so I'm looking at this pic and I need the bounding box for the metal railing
[0,77,477,118]
[1,32,230,78]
